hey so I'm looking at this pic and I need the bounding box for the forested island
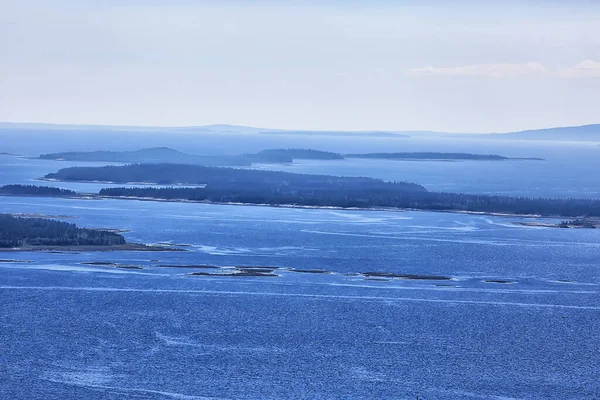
[244,149,344,163]
[39,147,344,166]
[35,163,600,217]
[38,147,541,165]
[0,184,76,196]
[43,164,426,192]
[39,147,250,166]
[0,213,125,248]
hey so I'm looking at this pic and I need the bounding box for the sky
[1,0,599,133]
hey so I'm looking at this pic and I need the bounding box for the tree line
[0,184,76,196]
[98,186,600,217]
[0,214,126,248]
[45,164,427,192]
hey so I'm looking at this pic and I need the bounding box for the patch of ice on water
[3,263,167,276]
[406,224,479,232]
[300,229,512,246]
[194,245,253,256]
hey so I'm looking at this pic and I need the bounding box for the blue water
[1,151,599,399]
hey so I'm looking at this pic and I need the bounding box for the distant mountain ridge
[0,122,275,135]
[0,122,409,138]
[487,124,600,141]
[3,122,600,141]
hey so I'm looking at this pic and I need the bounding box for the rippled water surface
[1,152,599,399]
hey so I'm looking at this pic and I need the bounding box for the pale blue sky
[1,0,599,132]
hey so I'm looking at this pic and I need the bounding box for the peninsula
[0,213,177,251]
[32,165,600,217]
[0,184,76,197]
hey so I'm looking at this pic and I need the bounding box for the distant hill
[0,122,276,135]
[0,122,409,137]
[488,124,600,141]
[257,130,409,138]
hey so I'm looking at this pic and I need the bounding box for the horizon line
[1,120,599,136]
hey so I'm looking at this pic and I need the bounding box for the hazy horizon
[1,119,600,135]
[2,0,599,133]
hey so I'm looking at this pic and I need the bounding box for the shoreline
[0,191,578,220]
[8,212,78,219]
[37,177,207,187]
[94,194,571,220]
[0,243,185,253]
[96,195,553,219]
[514,220,599,229]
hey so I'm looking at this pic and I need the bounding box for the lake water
[0,146,599,399]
